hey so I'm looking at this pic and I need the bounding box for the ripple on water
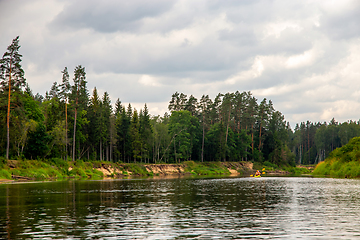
[2,177,360,239]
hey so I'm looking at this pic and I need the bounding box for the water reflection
[1,177,360,239]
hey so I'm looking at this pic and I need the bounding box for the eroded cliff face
[94,161,253,178]
[2,160,255,181]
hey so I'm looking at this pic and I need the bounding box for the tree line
[1,36,359,166]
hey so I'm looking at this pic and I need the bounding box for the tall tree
[0,36,26,159]
[199,95,212,162]
[220,92,234,161]
[100,91,112,161]
[130,109,141,162]
[60,67,70,160]
[185,95,197,116]
[70,65,87,161]
[139,104,152,162]
[88,87,101,159]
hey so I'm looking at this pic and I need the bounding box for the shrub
[0,169,11,179]
[69,167,87,178]
[263,161,277,169]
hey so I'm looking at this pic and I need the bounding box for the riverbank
[0,159,257,182]
[313,137,360,178]
[0,158,310,183]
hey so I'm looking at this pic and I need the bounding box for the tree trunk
[251,125,254,155]
[174,138,177,163]
[65,98,68,161]
[72,107,77,161]
[224,106,231,162]
[259,120,262,150]
[100,138,102,161]
[6,59,12,160]
[201,114,205,162]
[110,142,112,162]
[106,146,109,161]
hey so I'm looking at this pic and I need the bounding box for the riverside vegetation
[0,159,254,181]
[313,137,360,178]
[1,36,360,180]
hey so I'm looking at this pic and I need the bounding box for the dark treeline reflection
[0,178,285,239]
[1,178,360,239]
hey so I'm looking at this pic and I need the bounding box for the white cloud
[286,49,316,68]
[263,21,303,39]
[1,0,360,127]
[225,57,265,85]
[139,75,161,87]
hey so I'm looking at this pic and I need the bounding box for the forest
[2,36,360,167]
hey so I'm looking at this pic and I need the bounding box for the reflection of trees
[0,178,286,238]
[6,185,10,240]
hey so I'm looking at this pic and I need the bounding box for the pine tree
[49,82,59,99]
[70,65,87,161]
[199,95,212,162]
[60,67,70,160]
[0,36,26,159]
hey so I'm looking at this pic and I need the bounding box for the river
[1,176,360,239]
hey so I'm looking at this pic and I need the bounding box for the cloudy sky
[1,0,360,128]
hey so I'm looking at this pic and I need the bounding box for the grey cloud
[218,25,258,47]
[320,2,360,40]
[50,0,175,33]
[2,0,360,126]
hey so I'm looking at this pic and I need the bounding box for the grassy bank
[313,137,360,178]
[0,159,247,181]
[0,158,105,180]
[253,160,312,176]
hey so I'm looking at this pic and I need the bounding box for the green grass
[0,159,106,180]
[184,161,230,176]
[313,137,360,178]
[122,163,153,176]
[0,159,241,181]
[0,169,11,179]
[285,166,311,175]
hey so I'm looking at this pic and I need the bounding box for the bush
[0,169,11,179]
[69,167,87,178]
[263,161,278,170]
[184,162,230,176]
[124,163,151,176]
[286,167,311,175]
[47,158,69,169]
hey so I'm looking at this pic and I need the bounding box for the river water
[1,176,360,239]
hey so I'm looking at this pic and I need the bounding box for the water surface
[1,176,360,239]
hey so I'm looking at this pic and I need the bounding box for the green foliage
[0,169,11,179]
[285,167,311,175]
[24,123,50,159]
[46,158,69,171]
[184,161,230,176]
[252,162,263,171]
[168,110,199,162]
[313,137,360,178]
[6,161,64,179]
[263,161,278,170]
[0,157,6,169]
[69,167,87,178]
[123,163,153,176]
